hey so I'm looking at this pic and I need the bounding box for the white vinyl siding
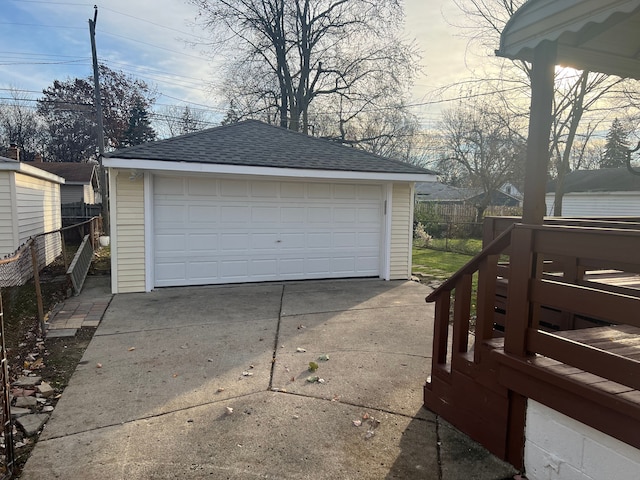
[114,170,146,293]
[389,183,412,280]
[545,192,640,217]
[13,173,62,264]
[0,172,18,256]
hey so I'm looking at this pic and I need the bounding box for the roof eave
[0,161,66,184]
[103,157,437,183]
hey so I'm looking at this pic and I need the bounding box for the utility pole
[89,5,109,233]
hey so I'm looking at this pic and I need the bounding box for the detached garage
[103,120,436,293]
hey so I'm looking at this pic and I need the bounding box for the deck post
[521,41,556,225]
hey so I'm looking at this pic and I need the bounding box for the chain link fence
[0,217,101,477]
[414,202,522,253]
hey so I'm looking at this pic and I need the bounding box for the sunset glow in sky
[0,0,492,130]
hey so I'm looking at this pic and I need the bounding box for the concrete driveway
[21,279,516,479]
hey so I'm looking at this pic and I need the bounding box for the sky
[0,0,486,132]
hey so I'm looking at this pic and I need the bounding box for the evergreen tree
[600,118,629,168]
[122,101,157,147]
[179,106,200,135]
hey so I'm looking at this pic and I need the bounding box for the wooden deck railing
[425,217,640,468]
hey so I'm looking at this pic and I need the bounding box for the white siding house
[546,168,640,217]
[103,120,436,293]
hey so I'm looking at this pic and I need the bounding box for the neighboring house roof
[546,168,640,194]
[416,182,522,206]
[415,182,467,201]
[0,156,65,184]
[30,162,97,185]
[104,120,436,178]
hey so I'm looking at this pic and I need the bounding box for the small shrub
[414,222,432,247]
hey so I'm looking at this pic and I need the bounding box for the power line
[98,30,207,62]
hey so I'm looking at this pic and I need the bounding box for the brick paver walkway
[46,299,111,334]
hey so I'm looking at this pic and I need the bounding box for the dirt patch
[1,252,106,474]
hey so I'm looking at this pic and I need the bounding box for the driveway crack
[268,284,285,390]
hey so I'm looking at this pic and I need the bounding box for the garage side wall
[0,172,18,257]
[389,182,413,280]
[113,169,146,293]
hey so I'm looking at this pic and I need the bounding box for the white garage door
[153,175,383,287]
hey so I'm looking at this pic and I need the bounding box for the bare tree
[0,88,48,161]
[154,105,213,138]
[189,0,419,142]
[436,94,527,220]
[451,0,628,214]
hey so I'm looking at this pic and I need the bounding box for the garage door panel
[189,261,218,280]
[306,257,330,274]
[252,206,279,222]
[220,179,248,196]
[188,177,217,196]
[334,184,357,199]
[155,262,186,284]
[187,234,218,251]
[359,232,380,248]
[280,233,305,248]
[251,233,279,249]
[357,256,379,272]
[155,205,185,224]
[333,232,357,248]
[307,232,332,248]
[359,207,382,223]
[358,185,383,199]
[308,183,331,199]
[156,234,186,253]
[250,259,278,276]
[220,260,249,278]
[331,257,356,273]
[309,207,331,223]
[220,234,249,250]
[280,258,304,275]
[334,208,356,223]
[155,176,185,195]
[281,207,305,223]
[188,205,218,223]
[220,205,250,222]
[251,181,278,197]
[154,176,383,286]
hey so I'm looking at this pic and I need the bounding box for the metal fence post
[0,290,14,478]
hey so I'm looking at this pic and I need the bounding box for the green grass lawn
[426,237,483,256]
[412,246,473,279]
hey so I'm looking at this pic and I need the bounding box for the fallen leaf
[352,420,362,427]
[217,387,225,393]
[318,354,330,362]
[296,347,306,353]
[308,361,319,372]
[306,376,319,383]
[128,347,136,352]
[225,407,234,415]
[242,371,254,377]
[96,363,102,368]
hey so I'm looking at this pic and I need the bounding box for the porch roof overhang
[497,0,640,80]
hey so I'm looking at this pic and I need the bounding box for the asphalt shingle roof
[546,168,640,193]
[104,120,435,175]
[28,162,96,183]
